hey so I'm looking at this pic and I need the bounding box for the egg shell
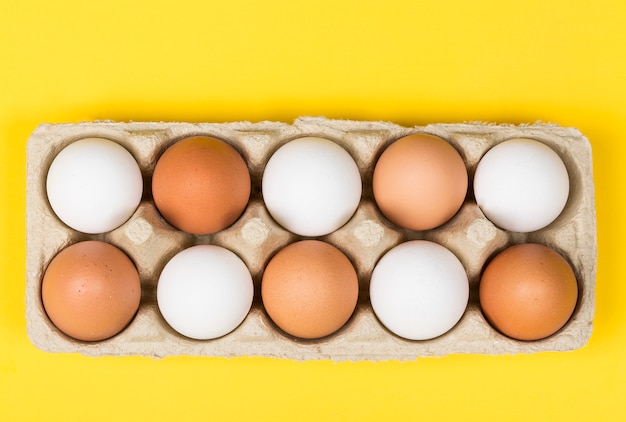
[479,243,579,341]
[261,240,359,339]
[373,134,468,230]
[26,118,596,360]
[370,240,469,341]
[152,136,251,235]
[41,240,141,342]
[46,137,143,234]
[157,245,254,340]
[262,137,362,236]
[473,138,570,232]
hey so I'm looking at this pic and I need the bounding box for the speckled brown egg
[372,133,468,231]
[261,240,359,339]
[479,243,578,341]
[152,136,251,235]
[41,240,141,342]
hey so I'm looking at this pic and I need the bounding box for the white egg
[473,138,570,232]
[157,245,254,340]
[262,137,362,236]
[370,240,469,341]
[46,138,143,234]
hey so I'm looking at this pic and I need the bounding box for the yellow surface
[1,0,625,420]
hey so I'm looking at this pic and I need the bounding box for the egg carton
[25,117,597,361]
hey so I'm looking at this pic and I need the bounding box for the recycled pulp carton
[26,117,597,361]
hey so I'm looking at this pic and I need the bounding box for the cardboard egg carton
[25,117,597,360]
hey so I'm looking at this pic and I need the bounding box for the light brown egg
[372,134,468,231]
[41,240,141,342]
[152,136,251,235]
[479,243,578,341]
[261,240,359,339]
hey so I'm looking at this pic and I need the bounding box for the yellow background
[1,1,624,420]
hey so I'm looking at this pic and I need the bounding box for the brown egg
[479,243,578,341]
[372,134,468,231]
[152,136,251,235]
[41,240,141,342]
[261,240,359,339]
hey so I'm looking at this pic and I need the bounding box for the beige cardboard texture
[26,117,597,361]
